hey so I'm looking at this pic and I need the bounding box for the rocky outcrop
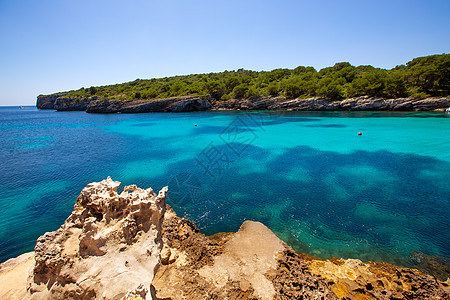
[85,99,125,113]
[54,97,93,111]
[86,96,211,113]
[166,98,211,112]
[28,177,167,299]
[213,96,450,111]
[36,95,211,113]
[1,178,449,299]
[36,94,67,109]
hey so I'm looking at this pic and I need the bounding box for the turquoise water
[0,107,449,268]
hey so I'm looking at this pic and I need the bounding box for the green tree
[385,72,407,98]
[267,82,279,96]
[318,78,345,100]
[233,83,249,99]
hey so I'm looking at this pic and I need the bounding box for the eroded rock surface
[28,177,167,299]
[308,257,450,299]
[213,96,450,111]
[153,207,338,300]
[0,252,35,299]
[36,94,67,109]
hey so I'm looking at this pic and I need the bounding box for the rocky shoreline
[0,178,449,299]
[36,94,450,113]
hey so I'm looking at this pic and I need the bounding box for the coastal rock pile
[28,177,167,299]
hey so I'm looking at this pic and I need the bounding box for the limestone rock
[308,257,450,299]
[36,94,67,109]
[214,96,450,111]
[37,92,450,113]
[167,98,210,112]
[53,96,93,111]
[0,252,35,299]
[28,177,167,300]
[153,207,338,300]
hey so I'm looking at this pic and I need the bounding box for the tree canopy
[61,54,449,101]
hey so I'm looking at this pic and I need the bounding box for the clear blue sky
[0,0,449,105]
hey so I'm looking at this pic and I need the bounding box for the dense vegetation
[60,54,449,101]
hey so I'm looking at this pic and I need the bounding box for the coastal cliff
[36,94,450,113]
[213,96,450,111]
[37,95,211,113]
[0,178,449,299]
[36,94,67,109]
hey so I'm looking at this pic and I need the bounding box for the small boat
[446,107,450,113]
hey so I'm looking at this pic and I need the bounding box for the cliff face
[36,94,67,109]
[212,96,450,111]
[37,94,450,113]
[0,178,449,299]
[53,97,92,111]
[36,95,211,113]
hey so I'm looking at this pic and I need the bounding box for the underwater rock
[410,250,450,281]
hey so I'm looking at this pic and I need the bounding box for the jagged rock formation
[28,177,167,299]
[54,96,92,111]
[0,179,449,299]
[87,96,211,113]
[36,94,67,109]
[213,96,450,111]
[37,94,450,113]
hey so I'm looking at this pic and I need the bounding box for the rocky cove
[0,178,449,299]
[36,94,450,113]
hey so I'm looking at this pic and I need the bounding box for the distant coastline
[36,94,450,113]
[36,54,449,113]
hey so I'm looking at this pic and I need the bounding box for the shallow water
[0,107,449,267]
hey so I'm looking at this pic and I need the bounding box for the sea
[0,106,449,269]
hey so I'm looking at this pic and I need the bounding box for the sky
[0,0,449,106]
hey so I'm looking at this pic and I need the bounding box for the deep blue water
[0,106,449,268]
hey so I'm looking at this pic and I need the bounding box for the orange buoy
[194,124,197,127]
[358,132,362,136]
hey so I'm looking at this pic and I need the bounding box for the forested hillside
[55,54,449,101]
